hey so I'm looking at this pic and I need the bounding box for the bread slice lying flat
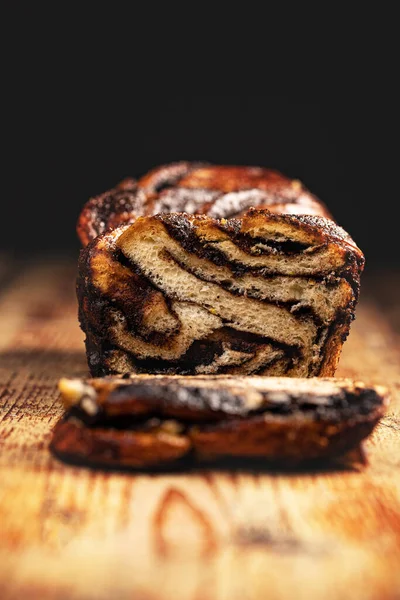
[78,209,364,378]
[50,376,388,468]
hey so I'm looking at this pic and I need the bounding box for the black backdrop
[4,94,399,267]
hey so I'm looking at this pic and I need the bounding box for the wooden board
[0,261,399,600]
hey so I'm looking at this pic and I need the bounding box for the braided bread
[77,163,332,246]
[77,163,364,378]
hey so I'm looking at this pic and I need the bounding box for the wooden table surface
[0,260,399,600]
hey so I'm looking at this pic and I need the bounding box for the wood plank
[0,263,399,600]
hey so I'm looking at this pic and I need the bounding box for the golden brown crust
[137,161,207,195]
[77,178,146,247]
[77,163,332,246]
[51,418,190,467]
[51,376,388,468]
[190,415,377,462]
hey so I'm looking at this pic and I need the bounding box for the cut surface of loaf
[77,163,332,246]
[78,209,364,377]
[51,376,388,468]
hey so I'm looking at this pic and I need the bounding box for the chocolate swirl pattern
[51,376,388,468]
[77,163,332,246]
[78,207,364,378]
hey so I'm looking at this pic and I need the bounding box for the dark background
[4,93,399,268]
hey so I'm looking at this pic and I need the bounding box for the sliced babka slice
[51,375,388,468]
[77,163,331,246]
[77,209,364,377]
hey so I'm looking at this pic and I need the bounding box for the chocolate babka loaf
[78,205,364,377]
[51,376,388,468]
[77,163,332,246]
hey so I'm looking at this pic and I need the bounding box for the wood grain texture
[0,261,399,600]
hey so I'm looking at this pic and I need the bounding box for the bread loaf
[76,163,363,378]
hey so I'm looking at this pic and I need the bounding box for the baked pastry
[77,163,332,246]
[51,376,388,468]
[77,177,142,247]
[78,208,364,377]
